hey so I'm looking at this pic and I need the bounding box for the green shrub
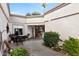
[10,48,29,56]
[63,37,79,56]
[53,46,61,52]
[43,32,60,48]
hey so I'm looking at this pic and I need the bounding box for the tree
[41,3,47,14]
[41,3,47,8]
[26,13,31,16]
[32,11,40,15]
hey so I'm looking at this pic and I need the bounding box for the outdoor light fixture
[6,23,9,33]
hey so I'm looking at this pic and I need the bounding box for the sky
[9,3,59,16]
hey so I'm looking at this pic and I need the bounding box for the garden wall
[0,4,9,41]
[45,3,79,40]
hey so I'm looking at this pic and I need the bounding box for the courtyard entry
[35,26,44,38]
[28,25,45,39]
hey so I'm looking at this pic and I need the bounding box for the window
[14,28,23,35]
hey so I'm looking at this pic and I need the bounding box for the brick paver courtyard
[12,39,65,56]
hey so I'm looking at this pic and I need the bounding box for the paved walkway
[12,39,65,56]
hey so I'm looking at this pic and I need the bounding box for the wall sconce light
[6,23,9,33]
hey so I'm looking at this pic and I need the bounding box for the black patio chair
[9,34,18,43]
[17,34,30,43]
[9,34,30,45]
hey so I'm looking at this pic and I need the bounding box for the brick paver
[12,39,65,56]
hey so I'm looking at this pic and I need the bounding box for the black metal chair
[9,34,30,45]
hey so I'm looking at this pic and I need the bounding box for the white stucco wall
[9,16,29,35]
[9,16,26,23]
[9,23,13,34]
[46,14,79,40]
[27,17,44,25]
[28,26,32,38]
[10,16,44,37]
[44,3,79,21]
[26,17,44,23]
[0,4,9,18]
[0,4,9,41]
[45,3,79,40]
[9,16,29,36]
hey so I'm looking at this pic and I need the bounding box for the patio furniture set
[9,34,30,45]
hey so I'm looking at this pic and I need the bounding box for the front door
[35,26,44,38]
